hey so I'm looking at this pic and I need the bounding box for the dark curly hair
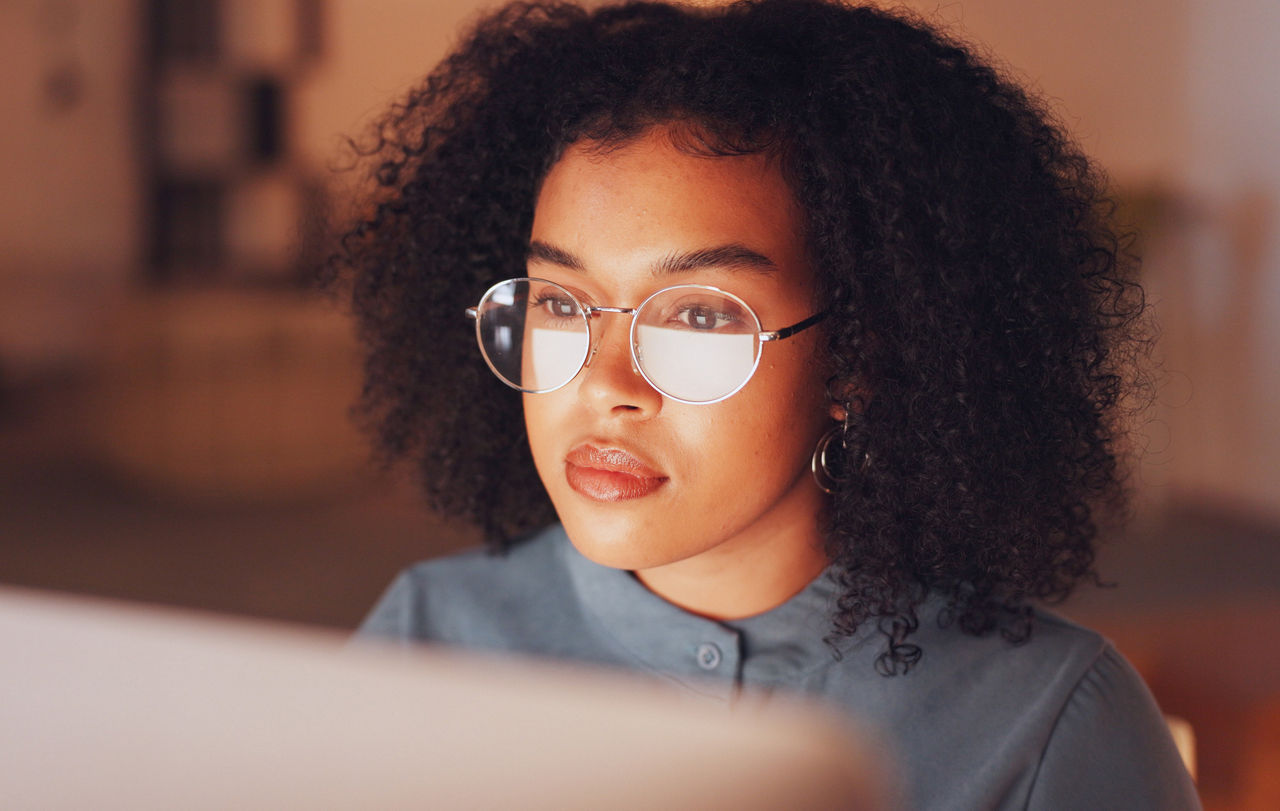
[324,0,1147,674]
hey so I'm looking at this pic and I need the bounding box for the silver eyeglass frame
[465,276,827,405]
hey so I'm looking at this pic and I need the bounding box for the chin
[557,509,685,572]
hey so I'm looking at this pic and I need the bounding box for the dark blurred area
[1,0,482,622]
[1,1,1278,808]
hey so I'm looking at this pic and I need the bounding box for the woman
[331,1,1199,807]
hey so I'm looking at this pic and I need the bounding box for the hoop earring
[811,426,852,495]
[814,422,855,493]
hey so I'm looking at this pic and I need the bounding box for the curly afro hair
[325,0,1148,674]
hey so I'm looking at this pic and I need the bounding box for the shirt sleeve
[1026,644,1201,810]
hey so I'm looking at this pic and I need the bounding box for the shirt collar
[554,525,848,693]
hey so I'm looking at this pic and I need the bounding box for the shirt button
[695,642,722,670]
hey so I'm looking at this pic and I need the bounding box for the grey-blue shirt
[359,524,1200,810]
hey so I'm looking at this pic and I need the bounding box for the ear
[825,377,864,422]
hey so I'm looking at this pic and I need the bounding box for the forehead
[530,129,811,288]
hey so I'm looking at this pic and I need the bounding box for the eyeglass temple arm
[465,307,478,320]
[759,310,828,342]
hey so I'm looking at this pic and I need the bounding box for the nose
[577,312,663,417]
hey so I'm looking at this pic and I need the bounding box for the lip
[564,444,668,502]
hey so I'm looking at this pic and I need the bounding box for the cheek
[522,394,560,483]
[694,369,826,471]
[756,345,831,430]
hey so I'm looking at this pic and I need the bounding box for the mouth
[564,444,669,502]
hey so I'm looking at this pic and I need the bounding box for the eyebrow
[527,240,779,275]
[526,240,585,271]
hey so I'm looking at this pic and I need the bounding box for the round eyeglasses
[465,277,826,404]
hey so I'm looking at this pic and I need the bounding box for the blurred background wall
[1,1,1278,807]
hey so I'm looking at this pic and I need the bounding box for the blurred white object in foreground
[0,587,889,810]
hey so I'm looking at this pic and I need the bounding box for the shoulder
[862,604,1116,714]
[1023,626,1201,809]
[830,606,1199,809]
[935,606,1111,683]
[355,524,578,648]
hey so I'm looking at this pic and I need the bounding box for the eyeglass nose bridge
[581,304,641,373]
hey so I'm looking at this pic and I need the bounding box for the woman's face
[523,128,832,600]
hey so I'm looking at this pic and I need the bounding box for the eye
[660,292,753,332]
[678,304,737,331]
[530,291,580,320]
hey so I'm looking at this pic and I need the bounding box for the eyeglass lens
[474,278,764,403]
